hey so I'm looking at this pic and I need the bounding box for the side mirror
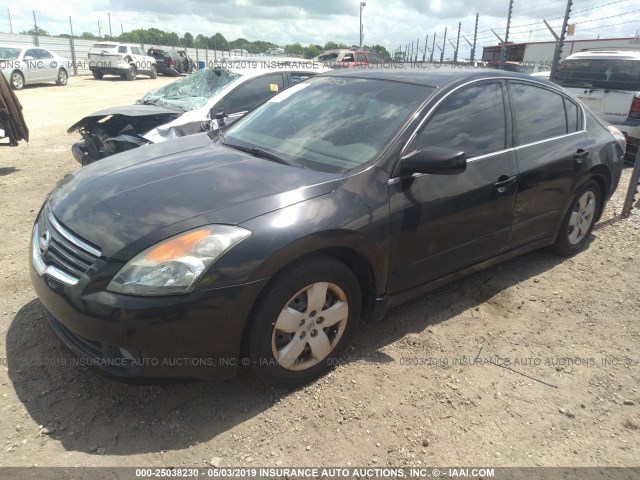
[397,147,467,176]
[211,108,227,128]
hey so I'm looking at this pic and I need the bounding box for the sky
[1,0,638,59]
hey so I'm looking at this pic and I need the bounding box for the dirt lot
[0,75,639,469]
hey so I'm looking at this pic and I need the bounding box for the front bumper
[30,238,268,381]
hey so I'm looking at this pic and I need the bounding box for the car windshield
[556,58,640,90]
[222,76,435,173]
[140,67,241,111]
[0,47,21,60]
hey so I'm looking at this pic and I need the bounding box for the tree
[305,44,323,59]
[80,32,99,40]
[208,33,228,51]
[285,43,304,56]
[20,27,49,36]
[182,32,194,48]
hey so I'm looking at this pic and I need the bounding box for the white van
[556,49,640,163]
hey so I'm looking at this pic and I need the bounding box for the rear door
[35,48,56,82]
[387,80,518,293]
[507,81,587,247]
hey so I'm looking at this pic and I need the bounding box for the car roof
[565,50,640,61]
[320,66,545,88]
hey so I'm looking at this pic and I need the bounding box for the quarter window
[510,83,569,145]
[118,46,128,54]
[564,97,580,133]
[408,82,507,159]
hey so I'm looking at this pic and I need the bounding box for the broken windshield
[140,67,242,111]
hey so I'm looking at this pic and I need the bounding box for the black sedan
[30,68,625,387]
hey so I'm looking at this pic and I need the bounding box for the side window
[408,82,506,159]
[131,47,142,55]
[118,46,128,54]
[564,97,581,133]
[224,73,285,114]
[35,49,52,59]
[510,83,568,145]
[24,49,38,60]
[342,53,354,62]
[355,52,367,62]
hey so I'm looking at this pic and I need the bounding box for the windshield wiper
[225,143,295,166]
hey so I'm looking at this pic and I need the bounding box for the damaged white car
[69,65,328,165]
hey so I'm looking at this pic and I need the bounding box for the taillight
[169,58,174,66]
[607,125,627,153]
[630,93,640,120]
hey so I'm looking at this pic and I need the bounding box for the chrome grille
[32,205,101,285]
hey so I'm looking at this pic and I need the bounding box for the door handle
[574,149,590,164]
[494,175,517,193]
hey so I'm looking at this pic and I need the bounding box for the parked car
[0,45,68,90]
[31,68,624,386]
[555,49,640,163]
[314,48,385,67]
[88,42,157,81]
[147,47,196,76]
[69,64,329,165]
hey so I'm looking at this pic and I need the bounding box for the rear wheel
[246,258,361,387]
[10,71,24,90]
[550,180,601,255]
[56,68,68,86]
[149,65,157,79]
[92,71,103,80]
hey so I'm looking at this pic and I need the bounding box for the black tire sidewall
[247,258,361,387]
[553,180,601,255]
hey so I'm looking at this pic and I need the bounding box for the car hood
[67,104,182,133]
[48,132,341,260]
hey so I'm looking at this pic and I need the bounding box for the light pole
[359,2,366,48]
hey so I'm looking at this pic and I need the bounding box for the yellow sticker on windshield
[269,84,279,92]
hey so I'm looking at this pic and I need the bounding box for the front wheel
[550,180,601,256]
[246,258,361,387]
[149,65,157,79]
[56,68,68,85]
[92,71,103,80]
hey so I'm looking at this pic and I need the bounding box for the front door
[387,81,518,295]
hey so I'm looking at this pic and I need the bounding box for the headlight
[107,225,251,296]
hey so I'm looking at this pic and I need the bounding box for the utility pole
[7,9,12,34]
[549,0,573,82]
[108,13,112,37]
[498,0,513,69]
[121,24,124,35]
[416,37,420,62]
[98,20,101,37]
[32,10,39,46]
[423,34,428,61]
[69,17,77,76]
[359,2,366,48]
[440,27,447,63]
[471,13,478,63]
[431,33,436,62]
[454,22,461,63]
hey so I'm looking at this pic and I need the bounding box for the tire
[149,65,157,79]
[10,70,24,90]
[92,71,103,80]
[56,68,68,86]
[125,64,137,81]
[246,257,361,387]
[549,180,601,256]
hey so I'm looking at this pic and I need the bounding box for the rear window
[556,58,640,91]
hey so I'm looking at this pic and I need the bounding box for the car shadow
[7,245,573,455]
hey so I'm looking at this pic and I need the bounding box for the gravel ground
[0,75,639,469]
